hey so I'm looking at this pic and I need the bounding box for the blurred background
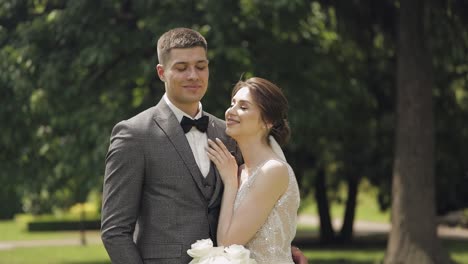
[1,0,467,263]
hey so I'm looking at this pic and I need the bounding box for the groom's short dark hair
[157,28,208,64]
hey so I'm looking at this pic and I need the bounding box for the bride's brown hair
[231,77,290,146]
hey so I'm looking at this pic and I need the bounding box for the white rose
[187,239,214,259]
[199,255,232,264]
[224,244,252,263]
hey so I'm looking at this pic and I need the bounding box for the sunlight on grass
[0,244,109,264]
[355,181,390,223]
[303,240,468,264]
[0,220,101,241]
[1,184,466,264]
[0,221,467,264]
[1,242,466,264]
[304,248,384,264]
[444,240,468,264]
[300,179,390,223]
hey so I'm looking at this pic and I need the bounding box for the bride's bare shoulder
[259,160,289,182]
[262,159,287,169]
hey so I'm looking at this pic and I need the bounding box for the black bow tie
[180,115,209,133]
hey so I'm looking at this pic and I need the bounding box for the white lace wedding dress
[233,156,300,264]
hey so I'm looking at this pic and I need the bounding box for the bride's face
[225,87,269,141]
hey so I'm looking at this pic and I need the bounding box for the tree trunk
[339,173,359,243]
[80,203,87,246]
[384,0,454,263]
[314,166,335,243]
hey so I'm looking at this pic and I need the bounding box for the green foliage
[1,0,467,220]
[428,1,468,214]
[1,0,163,214]
[28,219,100,231]
[301,180,391,223]
[0,189,22,219]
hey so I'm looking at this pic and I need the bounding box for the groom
[101,28,307,264]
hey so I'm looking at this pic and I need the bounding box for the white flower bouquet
[187,238,257,264]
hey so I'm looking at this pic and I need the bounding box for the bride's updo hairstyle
[231,77,291,146]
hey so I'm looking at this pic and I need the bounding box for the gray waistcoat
[199,163,217,200]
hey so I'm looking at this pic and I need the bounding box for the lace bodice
[234,160,300,264]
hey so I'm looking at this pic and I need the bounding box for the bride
[206,77,301,263]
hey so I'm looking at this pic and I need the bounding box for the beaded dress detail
[234,160,300,264]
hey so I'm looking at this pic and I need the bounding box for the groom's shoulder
[120,106,156,125]
[111,106,158,136]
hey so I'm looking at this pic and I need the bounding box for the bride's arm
[206,138,239,245]
[206,139,288,246]
[220,161,288,246]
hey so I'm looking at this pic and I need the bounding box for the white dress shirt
[163,94,210,177]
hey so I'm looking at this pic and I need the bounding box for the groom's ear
[156,64,166,82]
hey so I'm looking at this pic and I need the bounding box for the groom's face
[157,47,209,113]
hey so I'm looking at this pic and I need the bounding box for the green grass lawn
[0,221,467,264]
[1,244,384,264]
[300,239,468,264]
[0,220,101,241]
[1,183,467,264]
[0,241,466,264]
[305,248,384,264]
[0,244,109,264]
[447,239,468,264]
[300,180,391,223]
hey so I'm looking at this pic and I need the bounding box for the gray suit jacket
[101,99,238,264]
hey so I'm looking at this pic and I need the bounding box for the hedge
[27,219,101,231]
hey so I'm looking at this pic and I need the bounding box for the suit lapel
[205,113,227,208]
[152,100,207,195]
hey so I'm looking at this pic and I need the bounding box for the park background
[1,0,468,263]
